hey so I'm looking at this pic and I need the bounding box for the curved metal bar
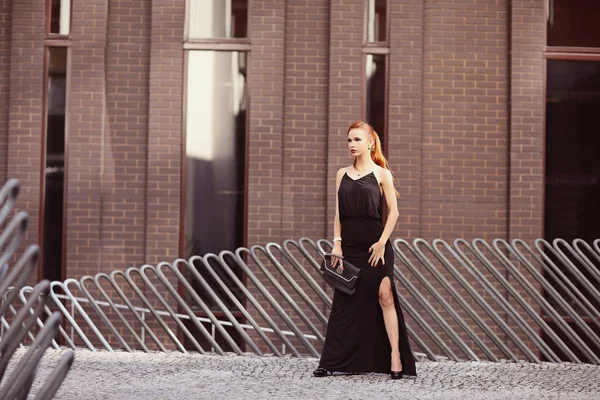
[264,242,328,325]
[431,239,520,362]
[108,270,167,352]
[0,245,39,316]
[235,247,317,356]
[91,273,149,352]
[551,239,600,309]
[534,240,600,321]
[122,267,186,352]
[48,281,97,351]
[412,239,498,361]
[452,239,542,363]
[0,178,19,226]
[204,252,282,355]
[568,239,600,286]
[17,286,60,350]
[482,239,587,363]
[194,254,264,355]
[136,264,204,354]
[0,211,28,269]
[0,282,50,377]
[392,244,461,360]
[61,278,114,351]
[78,276,132,352]
[393,240,474,360]
[247,245,324,350]
[461,239,557,362]
[33,350,75,400]
[392,275,442,361]
[497,239,600,364]
[513,240,600,329]
[216,251,296,356]
[281,238,332,308]
[169,257,251,354]
[0,312,63,400]
[154,261,228,355]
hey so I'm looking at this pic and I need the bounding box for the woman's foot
[313,367,329,377]
[390,352,402,372]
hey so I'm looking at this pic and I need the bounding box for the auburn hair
[347,120,399,198]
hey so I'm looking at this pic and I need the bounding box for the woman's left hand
[368,241,385,267]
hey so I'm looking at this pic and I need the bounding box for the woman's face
[347,128,372,157]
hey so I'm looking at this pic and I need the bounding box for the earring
[368,146,371,151]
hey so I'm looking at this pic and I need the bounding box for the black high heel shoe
[313,367,329,377]
[390,370,403,380]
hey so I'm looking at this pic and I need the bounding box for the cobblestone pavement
[13,349,600,399]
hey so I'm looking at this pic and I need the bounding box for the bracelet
[333,237,342,243]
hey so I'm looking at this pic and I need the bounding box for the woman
[313,120,417,379]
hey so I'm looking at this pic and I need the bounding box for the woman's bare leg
[379,277,402,371]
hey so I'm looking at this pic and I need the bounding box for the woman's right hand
[331,242,343,272]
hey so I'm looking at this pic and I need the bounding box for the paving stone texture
[9,349,600,399]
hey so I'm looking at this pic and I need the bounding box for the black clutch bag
[320,253,362,296]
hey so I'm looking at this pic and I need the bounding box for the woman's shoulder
[373,165,391,180]
[336,166,351,176]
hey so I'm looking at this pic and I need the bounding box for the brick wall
[0,0,10,183]
[6,0,45,285]
[247,0,286,247]
[326,0,364,224]
[145,0,184,266]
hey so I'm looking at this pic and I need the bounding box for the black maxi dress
[318,171,417,376]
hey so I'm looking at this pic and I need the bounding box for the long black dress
[318,171,417,376]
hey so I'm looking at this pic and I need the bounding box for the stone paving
[13,348,600,399]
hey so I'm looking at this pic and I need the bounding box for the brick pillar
[509,0,545,240]
[326,0,363,228]
[146,0,184,265]
[0,0,11,183]
[6,0,45,281]
[68,0,108,277]
[508,0,546,359]
[281,0,329,242]
[247,0,286,246]
[389,0,424,239]
[421,0,509,242]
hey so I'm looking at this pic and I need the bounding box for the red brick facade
[1,0,553,355]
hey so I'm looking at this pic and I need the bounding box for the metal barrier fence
[0,179,74,399]
[2,177,600,366]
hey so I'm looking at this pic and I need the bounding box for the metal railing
[0,179,74,399]
[2,178,600,366]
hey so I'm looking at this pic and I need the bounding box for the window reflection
[43,47,68,281]
[187,0,248,39]
[545,60,600,243]
[366,54,387,151]
[366,0,387,42]
[49,0,71,35]
[547,0,600,47]
[185,50,247,259]
[185,50,247,312]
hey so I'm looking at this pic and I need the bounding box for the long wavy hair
[347,120,399,198]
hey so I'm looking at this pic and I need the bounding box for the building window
[41,46,68,282]
[547,0,600,48]
[366,0,387,43]
[47,0,71,36]
[186,0,248,40]
[184,50,247,259]
[543,2,600,362]
[363,0,389,153]
[365,54,387,150]
[182,0,249,351]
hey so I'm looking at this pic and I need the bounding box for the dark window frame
[45,0,72,38]
[541,0,600,361]
[362,0,390,157]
